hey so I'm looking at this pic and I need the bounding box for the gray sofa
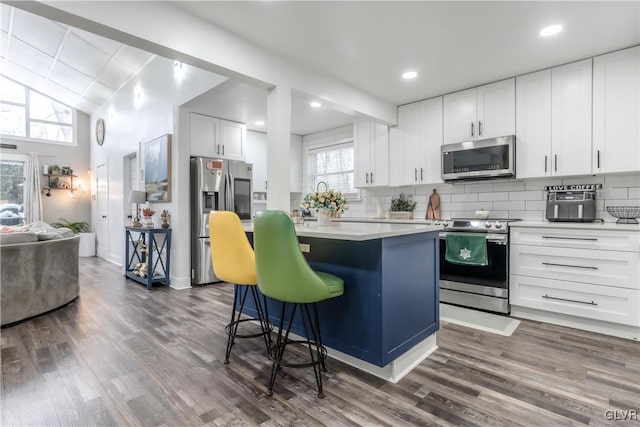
[1,230,80,326]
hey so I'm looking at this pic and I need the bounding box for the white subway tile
[478,192,509,201]
[438,194,451,203]
[525,200,546,211]
[446,202,466,211]
[438,183,465,194]
[562,175,604,186]
[465,201,492,211]
[629,187,640,199]
[452,193,478,202]
[493,200,525,211]
[493,181,526,191]
[605,173,640,187]
[525,178,562,191]
[509,210,545,221]
[489,211,509,219]
[602,187,628,200]
[509,190,544,201]
[464,183,493,193]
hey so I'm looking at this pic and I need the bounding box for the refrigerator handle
[224,173,231,211]
[229,173,235,213]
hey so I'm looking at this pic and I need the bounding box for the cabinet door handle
[365,172,369,184]
[102,215,107,219]
[478,120,482,137]
[544,155,548,173]
[542,262,598,270]
[542,294,597,306]
[216,144,220,155]
[370,172,374,183]
[541,236,598,241]
[597,150,600,169]
[265,180,267,190]
[554,154,558,172]
[414,168,417,181]
[420,168,424,181]
[471,122,474,137]
[222,145,225,156]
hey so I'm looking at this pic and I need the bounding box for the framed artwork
[144,134,172,202]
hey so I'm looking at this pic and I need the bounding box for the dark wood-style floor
[1,257,639,426]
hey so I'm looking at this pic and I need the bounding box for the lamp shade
[129,190,147,204]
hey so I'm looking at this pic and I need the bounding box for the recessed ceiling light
[539,24,563,37]
[402,71,418,80]
[254,120,265,126]
[310,101,322,108]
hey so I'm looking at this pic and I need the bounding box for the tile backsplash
[346,173,640,222]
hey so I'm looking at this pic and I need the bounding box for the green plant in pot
[389,193,417,219]
[51,217,90,234]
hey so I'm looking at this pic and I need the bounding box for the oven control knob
[485,222,492,228]
[494,221,502,229]
[443,221,449,227]
[434,220,440,226]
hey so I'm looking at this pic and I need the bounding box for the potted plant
[389,193,417,219]
[142,206,156,228]
[51,217,95,257]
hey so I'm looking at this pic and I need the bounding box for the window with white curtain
[307,142,358,198]
[0,75,75,144]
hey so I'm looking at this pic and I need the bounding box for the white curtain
[24,152,42,223]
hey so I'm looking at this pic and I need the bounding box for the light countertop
[510,220,640,232]
[243,221,440,241]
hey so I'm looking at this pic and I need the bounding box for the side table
[125,227,171,290]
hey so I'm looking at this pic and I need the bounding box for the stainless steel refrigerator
[190,156,253,285]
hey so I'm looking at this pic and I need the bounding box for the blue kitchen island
[244,221,440,382]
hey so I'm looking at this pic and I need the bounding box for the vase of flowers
[142,206,156,228]
[301,182,349,226]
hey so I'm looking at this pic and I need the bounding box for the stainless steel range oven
[435,219,516,314]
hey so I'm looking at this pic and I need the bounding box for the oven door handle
[439,232,508,244]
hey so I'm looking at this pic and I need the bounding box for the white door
[551,59,593,176]
[476,78,515,139]
[443,87,476,143]
[516,70,552,178]
[593,46,640,174]
[95,163,109,259]
[220,120,246,161]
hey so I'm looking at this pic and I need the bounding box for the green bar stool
[209,211,272,364]
[253,210,344,398]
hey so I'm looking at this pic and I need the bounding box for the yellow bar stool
[253,210,344,398]
[209,211,271,364]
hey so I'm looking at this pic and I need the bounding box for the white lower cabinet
[511,275,639,327]
[510,225,640,337]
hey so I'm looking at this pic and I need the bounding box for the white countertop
[334,217,436,225]
[510,220,640,232]
[243,221,440,241]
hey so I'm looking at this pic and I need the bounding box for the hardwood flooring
[2,257,639,426]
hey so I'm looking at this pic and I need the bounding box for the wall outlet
[299,243,310,253]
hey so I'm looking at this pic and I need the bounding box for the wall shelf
[42,174,78,196]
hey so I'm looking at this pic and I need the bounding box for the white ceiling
[0,3,155,114]
[4,2,638,136]
[173,1,640,106]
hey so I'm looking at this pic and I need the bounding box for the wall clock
[96,118,105,146]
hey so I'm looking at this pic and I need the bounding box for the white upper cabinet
[593,46,640,174]
[551,59,593,176]
[189,113,246,161]
[390,97,443,186]
[516,69,552,178]
[190,113,218,157]
[354,119,389,187]
[444,78,515,144]
[219,119,246,161]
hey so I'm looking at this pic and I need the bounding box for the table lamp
[129,190,147,227]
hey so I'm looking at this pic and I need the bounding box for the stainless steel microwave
[441,135,515,182]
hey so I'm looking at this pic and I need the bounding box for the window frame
[306,140,360,201]
[0,152,28,223]
[0,75,77,146]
